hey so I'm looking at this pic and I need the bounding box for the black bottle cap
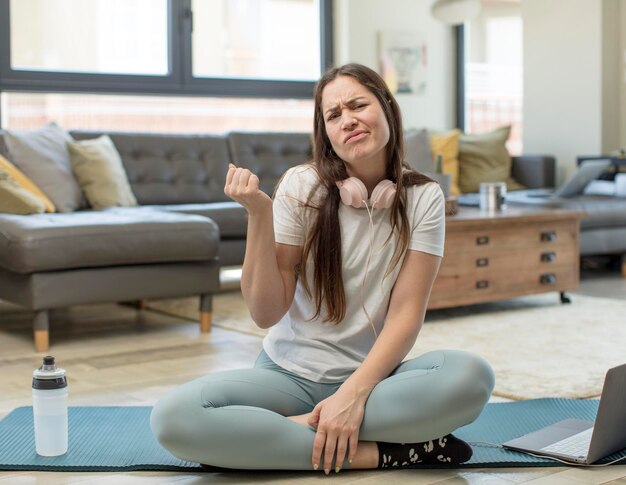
[32,355,67,389]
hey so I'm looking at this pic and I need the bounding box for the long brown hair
[293,63,433,324]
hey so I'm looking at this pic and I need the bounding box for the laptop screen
[554,159,609,197]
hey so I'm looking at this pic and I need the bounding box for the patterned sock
[377,434,473,468]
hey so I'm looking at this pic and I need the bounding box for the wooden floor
[0,264,625,484]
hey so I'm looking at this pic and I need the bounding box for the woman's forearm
[223,164,298,327]
[240,206,290,328]
[344,319,421,399]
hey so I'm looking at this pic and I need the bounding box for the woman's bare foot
[287,412,313,427]
[286,413,379,469]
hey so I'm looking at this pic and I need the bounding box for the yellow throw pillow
[0,166,46,215]
[67,135,138,209]
[0,154,55,212]
[458,126,525,193]
[430,129,461,196]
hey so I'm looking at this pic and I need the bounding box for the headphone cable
[361,200,378,339]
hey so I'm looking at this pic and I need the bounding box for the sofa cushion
[0,208,219,274]
[71,131,231,206]
[0,132,10,161]
[3,123,87,212]
[67,135,138,209]
[512,195,626,230]
[0,154,56,212]
[228,132,312,195]
[573,195,626,229]
[404,129,434,174]
[429,129,461,195]
[142,201,247,238]
[458,126,525,193]
[0,167,46,215]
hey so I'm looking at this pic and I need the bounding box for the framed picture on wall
[378,30,428,95]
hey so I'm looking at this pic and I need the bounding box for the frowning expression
[321,75,390,169]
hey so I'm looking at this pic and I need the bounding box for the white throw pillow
[4,123,87,212]
[67,135,138,209]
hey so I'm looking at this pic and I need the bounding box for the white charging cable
[469,441,626,467]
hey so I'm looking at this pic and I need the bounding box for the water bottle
[32,356,68,456]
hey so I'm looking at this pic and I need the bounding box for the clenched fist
[224,163,273,214]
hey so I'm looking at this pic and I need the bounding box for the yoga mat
[0,399,625,471]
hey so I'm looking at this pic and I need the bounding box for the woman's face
[321,75,390,170]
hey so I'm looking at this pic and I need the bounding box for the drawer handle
[541,231,557,242]
[541,252,556,263]
[476,258,489,267]
[540,273,557,285]
[476,236,490,245]
[476,280,489,289]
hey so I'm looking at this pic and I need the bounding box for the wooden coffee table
[427,205,586,309]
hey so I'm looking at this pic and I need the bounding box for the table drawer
[429,264,578,308]
[438,242,578,277]
[445,220,578,252]
[427,208,583,310]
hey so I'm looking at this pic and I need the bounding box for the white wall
[333,0,456,131]
[602,0,621,154]
[523,0,602,181]
[523,0,625,182]
[468,2,522,64]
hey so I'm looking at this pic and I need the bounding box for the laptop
[507,159,610,203]
[503,363,626,464]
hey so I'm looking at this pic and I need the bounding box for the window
[10,0,169,76]
[0,92,314,133]
[0,0,332,101]
[191,0,321,81]
[457,0,523,154]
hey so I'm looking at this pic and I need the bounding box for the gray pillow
[4,123,87,212]
[404,128,434,174]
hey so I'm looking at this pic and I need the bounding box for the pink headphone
[335,178,396,209]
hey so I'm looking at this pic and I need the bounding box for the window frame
[0,0,333,99]
[455,24,465,131]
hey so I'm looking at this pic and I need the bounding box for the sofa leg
[200,312,212,332]
[622,254,626,278]
[33,310,50,353]
[199,294,213,333]
[119,300,146,309]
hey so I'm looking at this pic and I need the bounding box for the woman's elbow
[253,318,276,330]
[250,309,286,329]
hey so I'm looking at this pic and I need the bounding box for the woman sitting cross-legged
[150,63,495,474]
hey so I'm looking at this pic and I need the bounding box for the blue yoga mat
[0,399,625,471]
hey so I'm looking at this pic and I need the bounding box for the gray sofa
[509,188,626,259]
[1,128,622,352]
[506,154,626,262]
[0,130,312,352]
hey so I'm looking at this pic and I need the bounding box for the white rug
[148,292,626,400]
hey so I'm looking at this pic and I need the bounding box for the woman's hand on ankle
[308,387,367,474]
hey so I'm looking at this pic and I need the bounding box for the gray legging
[150,348,495,470]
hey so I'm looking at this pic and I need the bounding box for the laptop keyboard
[540,427,593,458]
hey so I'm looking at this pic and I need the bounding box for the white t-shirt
[263,164,445,383]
